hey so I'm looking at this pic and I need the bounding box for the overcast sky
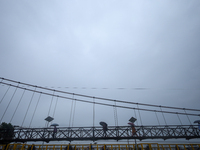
[0,0,200,143]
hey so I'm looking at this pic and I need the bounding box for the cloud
[0,1,200,144]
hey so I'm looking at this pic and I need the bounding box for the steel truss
[0,125,199,143]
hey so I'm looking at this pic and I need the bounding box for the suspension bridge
[0,77,200,144]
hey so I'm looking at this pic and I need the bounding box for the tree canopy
[0,122,14,143]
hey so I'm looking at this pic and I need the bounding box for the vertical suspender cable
[72,97,76,127]
[0,83,19,123]
[0,84,11,105]
[47,90,55,117]
[137,104,143,125]
[10,89,26,123]
[160,106,167,125]
[113,100,118,126]
[53,96,59,118]
[45,90,55,127]
[29,92,42,127]
[133,108,138,126]
[155,110,160,126]
[176,113,183,125]
[113,106,116,126]
[69,94,74,127]
[22,87,36,127]
[116,101,118,126]
[183,108,192,125]
[93,97,95,127]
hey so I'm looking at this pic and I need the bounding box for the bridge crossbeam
[0,125,199,143]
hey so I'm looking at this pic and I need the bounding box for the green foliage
[0,122,14,141]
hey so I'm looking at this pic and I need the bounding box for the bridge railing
[1,143,200,150]
[0,125,200,143]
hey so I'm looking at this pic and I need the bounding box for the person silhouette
[52,126,57,138]
[128,122,138,136]
[100,122,108,137]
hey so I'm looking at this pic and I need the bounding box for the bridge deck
[0,125,200,143]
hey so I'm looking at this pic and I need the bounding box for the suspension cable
[137,104,143,125]
[93,97,95,127]
[116,100,119,126]
[184,109,192,125]
[53,96,59,118]
[113,100,118,126]
[0,81,199,116]
[155,110,160,126]
[21,87,36,127]
[72,97,76,127]
[47,90,55,117]
[1,77,200,112]
[29,92,42,127]
[160,106,167,125]
[113,106,117,126]
[176,113,183,125]
[0,78,3,84]
[133,108,138,126]
[113,105,115,125]
[0,83,19,123]
[10,89,26,123]
[0,84,11,105]
[69,94,74,127]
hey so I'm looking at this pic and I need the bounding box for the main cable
[1,77,200,112]
[1,81,199,117]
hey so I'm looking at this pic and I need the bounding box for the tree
[0,122,14,144]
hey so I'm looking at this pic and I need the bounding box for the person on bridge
[51,123,59,138]
[100,122,108,137]
[194,120,200,130]
[28,144,36,150]
[101,145,107,150]
[89,143,93,150]
[128,122,138,136]
[52,126,57,138]
[65,144,73,150]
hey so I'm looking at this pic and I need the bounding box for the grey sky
[0,0,200,143]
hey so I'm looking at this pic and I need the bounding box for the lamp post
[44,116,54,127]
[128,117,137,150]
[42,116,54,148]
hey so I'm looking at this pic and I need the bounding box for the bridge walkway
[1,125,200,144]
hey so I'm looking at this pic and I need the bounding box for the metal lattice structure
[0,125,200,143]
